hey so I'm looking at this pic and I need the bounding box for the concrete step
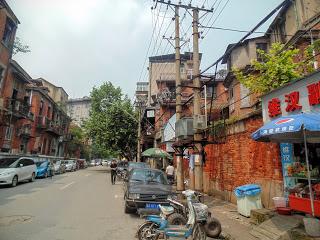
[252,226,281,240]
[249,215,302,240]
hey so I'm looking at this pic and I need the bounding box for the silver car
[53,160,66,174]
[64,160,77,172]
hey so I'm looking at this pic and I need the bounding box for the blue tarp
[251,113,320,143]
[234,184,261,198]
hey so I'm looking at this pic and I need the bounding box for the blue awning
[252,113,320,143]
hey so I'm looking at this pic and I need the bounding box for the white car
[90,160,96,167]
[0,157,37,187]
[64,160,77,172]
[101,160,109,166]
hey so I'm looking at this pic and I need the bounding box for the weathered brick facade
[203,117,283,207]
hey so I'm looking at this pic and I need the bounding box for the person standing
[166,162,175,184]
[110,160,117,185]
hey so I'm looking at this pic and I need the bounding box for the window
[0,66,5,89]
[39,100,44,115]
[5,125,13,140]
[2,17,15,47]
[256,43,268,62]
[240,84,250,108]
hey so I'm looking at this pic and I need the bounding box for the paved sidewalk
[204,198,257,240]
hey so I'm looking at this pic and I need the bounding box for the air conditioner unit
[193,114,207,130]
[175,117,194,139]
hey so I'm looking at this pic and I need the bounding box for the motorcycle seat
[159,205,174,216]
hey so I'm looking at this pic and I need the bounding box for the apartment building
[66,97,91,126]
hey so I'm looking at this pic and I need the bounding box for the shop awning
[252,113,320,143]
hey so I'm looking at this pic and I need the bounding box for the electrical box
[193,114,207,130]
[175,117,194,139]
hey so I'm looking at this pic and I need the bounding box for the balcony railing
[16,124,32,137]
[5,98,30,118]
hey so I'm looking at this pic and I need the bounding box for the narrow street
[0,167,142,240]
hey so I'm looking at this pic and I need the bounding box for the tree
[84,82,138,161]
[65,124,90,159]
[13,37,31,55]
[233,41,320,95]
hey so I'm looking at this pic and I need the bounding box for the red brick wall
[203,117,282,193]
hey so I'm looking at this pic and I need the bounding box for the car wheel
[30,173,35,182]
[124,202,135,214]
[11,175,18,187]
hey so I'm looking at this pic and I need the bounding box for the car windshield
[130,169,168,184]
[55,161,61,165]
[118,161,128,167]
[0,158,18,168]
[128,162,148,169]
[36,161,47,167]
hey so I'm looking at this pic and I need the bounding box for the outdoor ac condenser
[193,114,207,130]
[175,117,194,139]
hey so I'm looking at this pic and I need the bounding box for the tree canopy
[233,41,320,94]
[84,82,137,161]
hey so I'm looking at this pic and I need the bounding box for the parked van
[0,156,37,187]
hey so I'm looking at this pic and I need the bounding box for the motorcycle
[116,168,127,181]
[137,190,207,240]
[137,192,221,239]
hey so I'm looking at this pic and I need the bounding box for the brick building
[0,0,71,156]
[202,0,320,207]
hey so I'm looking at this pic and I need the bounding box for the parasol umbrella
[142,148,173,159]
[252,112,320,217]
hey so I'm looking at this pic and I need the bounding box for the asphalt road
[0,166,142,240]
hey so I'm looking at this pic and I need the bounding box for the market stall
[252,113,320,217]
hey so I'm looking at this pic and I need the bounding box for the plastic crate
[288,195,320,217]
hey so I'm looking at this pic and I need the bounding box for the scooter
[137,193,221,239]
[137,190,206,240]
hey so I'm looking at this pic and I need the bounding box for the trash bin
[234,184,262,217]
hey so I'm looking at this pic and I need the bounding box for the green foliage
[233,43,304,94]
[84,82,138,161]
[13,37,31,55]
[65,125,89,159]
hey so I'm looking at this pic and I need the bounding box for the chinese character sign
[280,143,296,197]
[307,81,320,106]
[285,91,302,112]
[268,98,281,117]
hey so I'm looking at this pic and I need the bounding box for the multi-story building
[26,81,70,156]
[202,0,320,207]
[66,97,91,126]
[33,78,69,109]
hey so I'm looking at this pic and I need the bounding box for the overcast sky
[8,0,282,100]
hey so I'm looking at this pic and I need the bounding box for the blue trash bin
[234,184,262,217]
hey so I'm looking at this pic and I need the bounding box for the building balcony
[46,120,64,136]
[36,116,48,129]
[16,124,32,137]
[5,98,31,119]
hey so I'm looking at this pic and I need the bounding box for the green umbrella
[142,148,173,159]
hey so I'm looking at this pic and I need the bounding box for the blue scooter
[137,190,206,240]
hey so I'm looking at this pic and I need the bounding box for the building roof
[221,36,267,64]
[67,96,91,103]
[149,52,202,63]
[34,78,69,97]
[10,60,32,83]
[0,0,20,24]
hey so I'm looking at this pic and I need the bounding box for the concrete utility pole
[137,105,142,162]
[192,8,202,192]
[174,5,184,191]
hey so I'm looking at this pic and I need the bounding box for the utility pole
[156,1,212,191]
[174,5,184,191]
[192,8,202,192]
[137,105,142,162]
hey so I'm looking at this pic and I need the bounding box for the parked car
[35,160,52,178]
[77,159,86,169]
[127,162,149,173]
[101,159,110,166]
[90,160,96,167]
[0,156,36,187]
[123,168,173,214]
[95,159,101,166]
[64,160,77,172]
[53,160,66,174]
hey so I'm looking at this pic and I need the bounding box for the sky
[8,0,282,100]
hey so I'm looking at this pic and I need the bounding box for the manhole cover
[0,215,33,227]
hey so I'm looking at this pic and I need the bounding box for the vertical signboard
[280,143,296,198]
